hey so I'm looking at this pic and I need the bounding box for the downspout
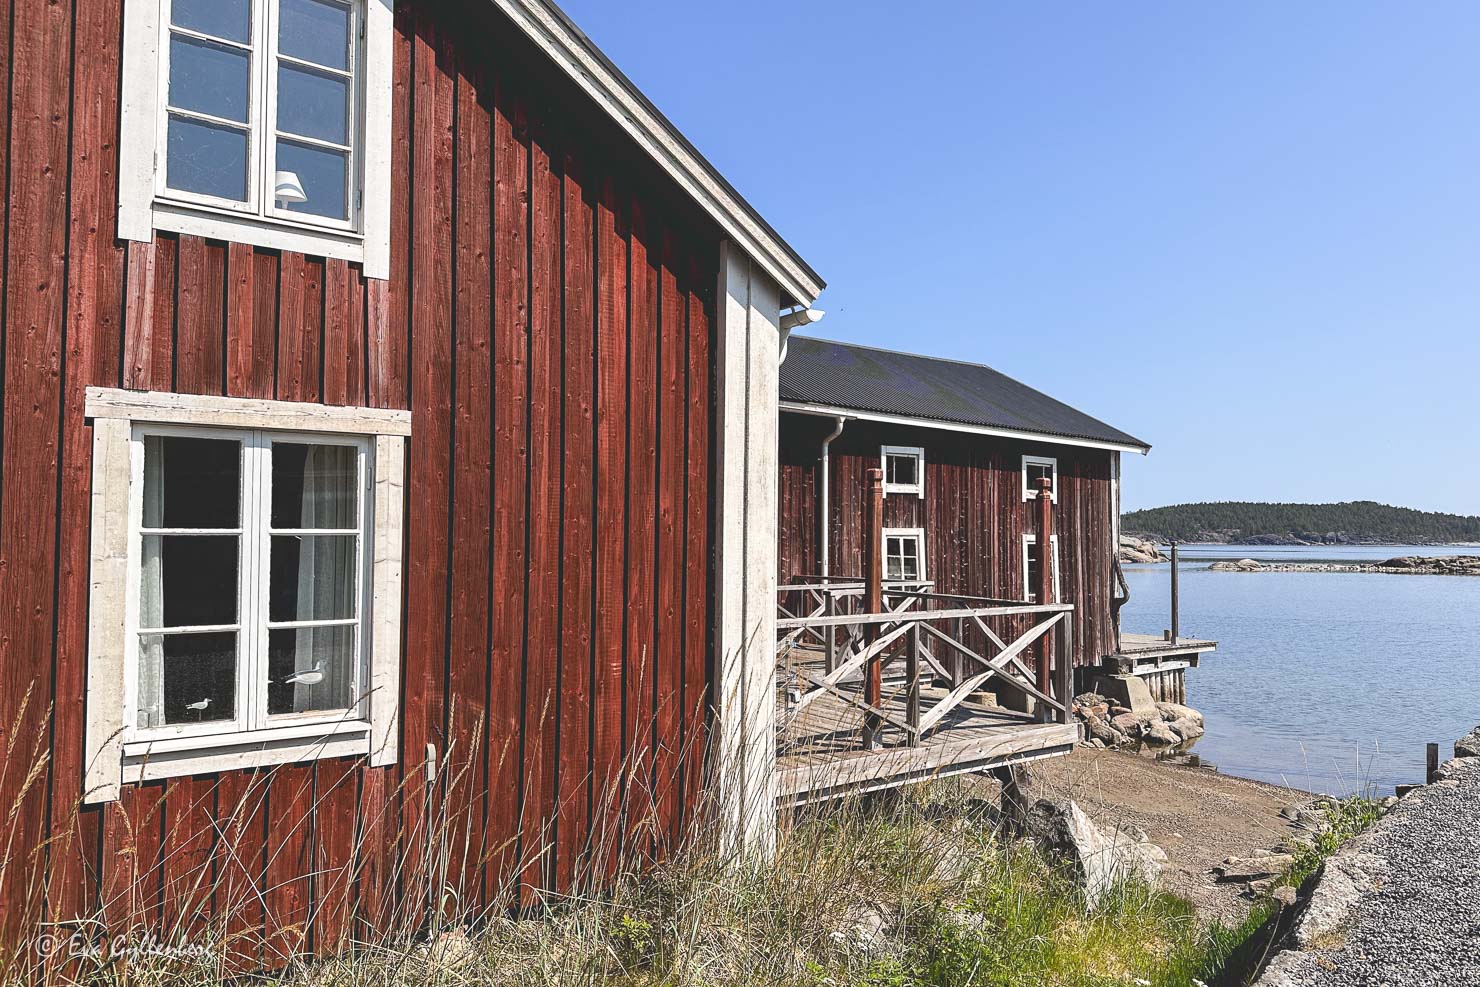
[819,416,846,580]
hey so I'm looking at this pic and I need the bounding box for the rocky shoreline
[1253,725,1480,986]
[1209,555,1480,576]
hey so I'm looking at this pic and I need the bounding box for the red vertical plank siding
[486,82,530,905]
[251,251,282,397]
[310,759,359,954]
[49,0,127,929]
[263,767,314,965]
[215,769,268,973]
[399,9,455,911]
[518,118,561,899]
[226,243,272,399]
[276,252,324,404]
[175,237,226,395]
[0,0,67,922]
[444,49,493,902]
[590,177,629,878]
[160,777,216,941]
[0,0,724,960]
[652,228,684,847]
[555,155,595,891]
[324,259,366,408]
[122,241,157,389]
[623,200,659,853]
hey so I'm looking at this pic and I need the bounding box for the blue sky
[561,0,1480,514]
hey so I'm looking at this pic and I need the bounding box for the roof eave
[779,400,1153,456]
[491,0,825,306]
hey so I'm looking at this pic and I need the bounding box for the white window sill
[123,717,369,758]
[150,200,387,279]
[120,720,375,785]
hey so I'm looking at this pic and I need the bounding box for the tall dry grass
[0,668,1270,987]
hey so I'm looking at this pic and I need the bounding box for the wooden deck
[1116,632,1216,673]
[777,687,1080,806]
[1120,632,1217,658]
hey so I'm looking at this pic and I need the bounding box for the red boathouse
[0,0,819,967]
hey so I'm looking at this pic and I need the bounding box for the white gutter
[781,400,1151,456]
[819,416,848,580]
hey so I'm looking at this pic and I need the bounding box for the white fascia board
[780,401,1152,456]
[488,0,823,307]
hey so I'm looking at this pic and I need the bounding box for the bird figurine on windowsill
[185,697,211,720]
[280,661,325,687]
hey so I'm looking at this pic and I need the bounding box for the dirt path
[1020,748,1316,923]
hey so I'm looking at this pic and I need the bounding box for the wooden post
[1056,614,1074,728]
[1427,742,1440,784]
[906,622,921,742]
[1170,541,1180,645]
[1036,476,1054,712]
[824,588,836,673]
[862,468,884,749]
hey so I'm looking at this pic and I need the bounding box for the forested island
[1122,501,1480,546]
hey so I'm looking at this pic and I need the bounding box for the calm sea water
[1121,544,1480,795]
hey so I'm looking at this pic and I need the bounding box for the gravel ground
[1258,755,1480,986]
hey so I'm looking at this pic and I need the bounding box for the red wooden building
[0,0,819,968]
[770,338,1214,802]
[778,336,1151,673]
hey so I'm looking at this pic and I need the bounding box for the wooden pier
[1108,632,1218,703]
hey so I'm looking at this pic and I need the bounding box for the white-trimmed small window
[883,528,926,583]
[83,388,408,802]
[1022,455,1058,503]
[1022,534,1061,603]
[118,0,394,277]
[882,446,925,499]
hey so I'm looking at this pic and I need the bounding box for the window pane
[279,0,351,71]
[277,64,349,144]
[166,115,249,201]
[141,536,239,629]
[143,435,242,529]
[271,443,358,529]
[267,625,355,715]
[275,139,348,220]
[169,34,251,123]
[171,0,251,44]
[139,631,237,727]
[270,535,358,621]
[889,455,917,487]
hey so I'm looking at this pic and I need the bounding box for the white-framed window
[117,0,395,278]
[883,527,926,583]
[83,388,409,802]
[1022,533,1061,603]
[1022,454,1058,503]
[881,445,925,499]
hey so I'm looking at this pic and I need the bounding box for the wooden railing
[776,579,1076,752]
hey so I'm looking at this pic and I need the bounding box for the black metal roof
[779,336,1150,452]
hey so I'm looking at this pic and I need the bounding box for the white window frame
[117,0,395,278]
[1022,533,1061,604]
[1022,454,1059,504]
[83,387,409,802]
[881,445,925,499]
[882,527,927,584]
